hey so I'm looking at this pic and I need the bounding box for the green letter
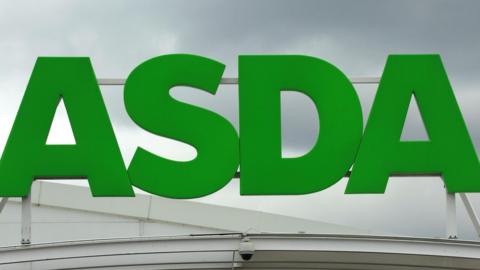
[239,55,363,195]
[0,57,133,197]
[346,55,480,193]
[124,54,239,199]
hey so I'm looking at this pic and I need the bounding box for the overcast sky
[1,0,480,239]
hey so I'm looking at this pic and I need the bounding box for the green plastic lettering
[124,54,239,199]
[346,55,480,193]
[239,55,363,195]
[0,57,133,197]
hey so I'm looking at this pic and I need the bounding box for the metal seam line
[97,77,381,85]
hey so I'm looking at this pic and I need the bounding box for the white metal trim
[0,234,479,269]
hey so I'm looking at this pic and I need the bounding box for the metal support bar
[459,193,480,238]
[349,77,381,84]
[97,77,381,86]
[21,193,31,245]
[97,78,125,85]
[233,171,441,179]
[446,192,457,239]
[0,197,8,213]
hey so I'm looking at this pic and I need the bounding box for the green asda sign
[1,54,479,198]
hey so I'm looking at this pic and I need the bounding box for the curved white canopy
[0,234,479,270]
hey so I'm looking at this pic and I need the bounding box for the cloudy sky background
[1,0,480,239]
